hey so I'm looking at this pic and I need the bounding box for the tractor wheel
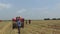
[12,23,16,29]
[21,23,24,28]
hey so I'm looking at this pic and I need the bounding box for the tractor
[12,16,24,29]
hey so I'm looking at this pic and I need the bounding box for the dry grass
[0,21,10,30]
[0,21,12,34]
[1,20,60,34]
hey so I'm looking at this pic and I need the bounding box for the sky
[0,0,60,20]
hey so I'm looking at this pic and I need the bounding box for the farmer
[29,20,31,24]
[19,16,24,28]
[20,18,24,28]
[16,17,21,34]
[26,20,27,24]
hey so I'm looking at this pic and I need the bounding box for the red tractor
[12,16,24,29]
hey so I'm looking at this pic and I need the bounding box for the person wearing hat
[21,18,24,28]
[29,19,31,24]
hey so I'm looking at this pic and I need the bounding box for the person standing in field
[19,16,24,28]
[21,18,24,28]
[20,17,24,28]
[16,17,21,34]
[26,20,27,24]
[29,20,31,24]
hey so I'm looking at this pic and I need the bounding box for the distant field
[1,20,60,34]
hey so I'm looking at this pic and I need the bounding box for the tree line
[44,18,60,20]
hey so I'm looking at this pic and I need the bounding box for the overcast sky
[0,0,60,20]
